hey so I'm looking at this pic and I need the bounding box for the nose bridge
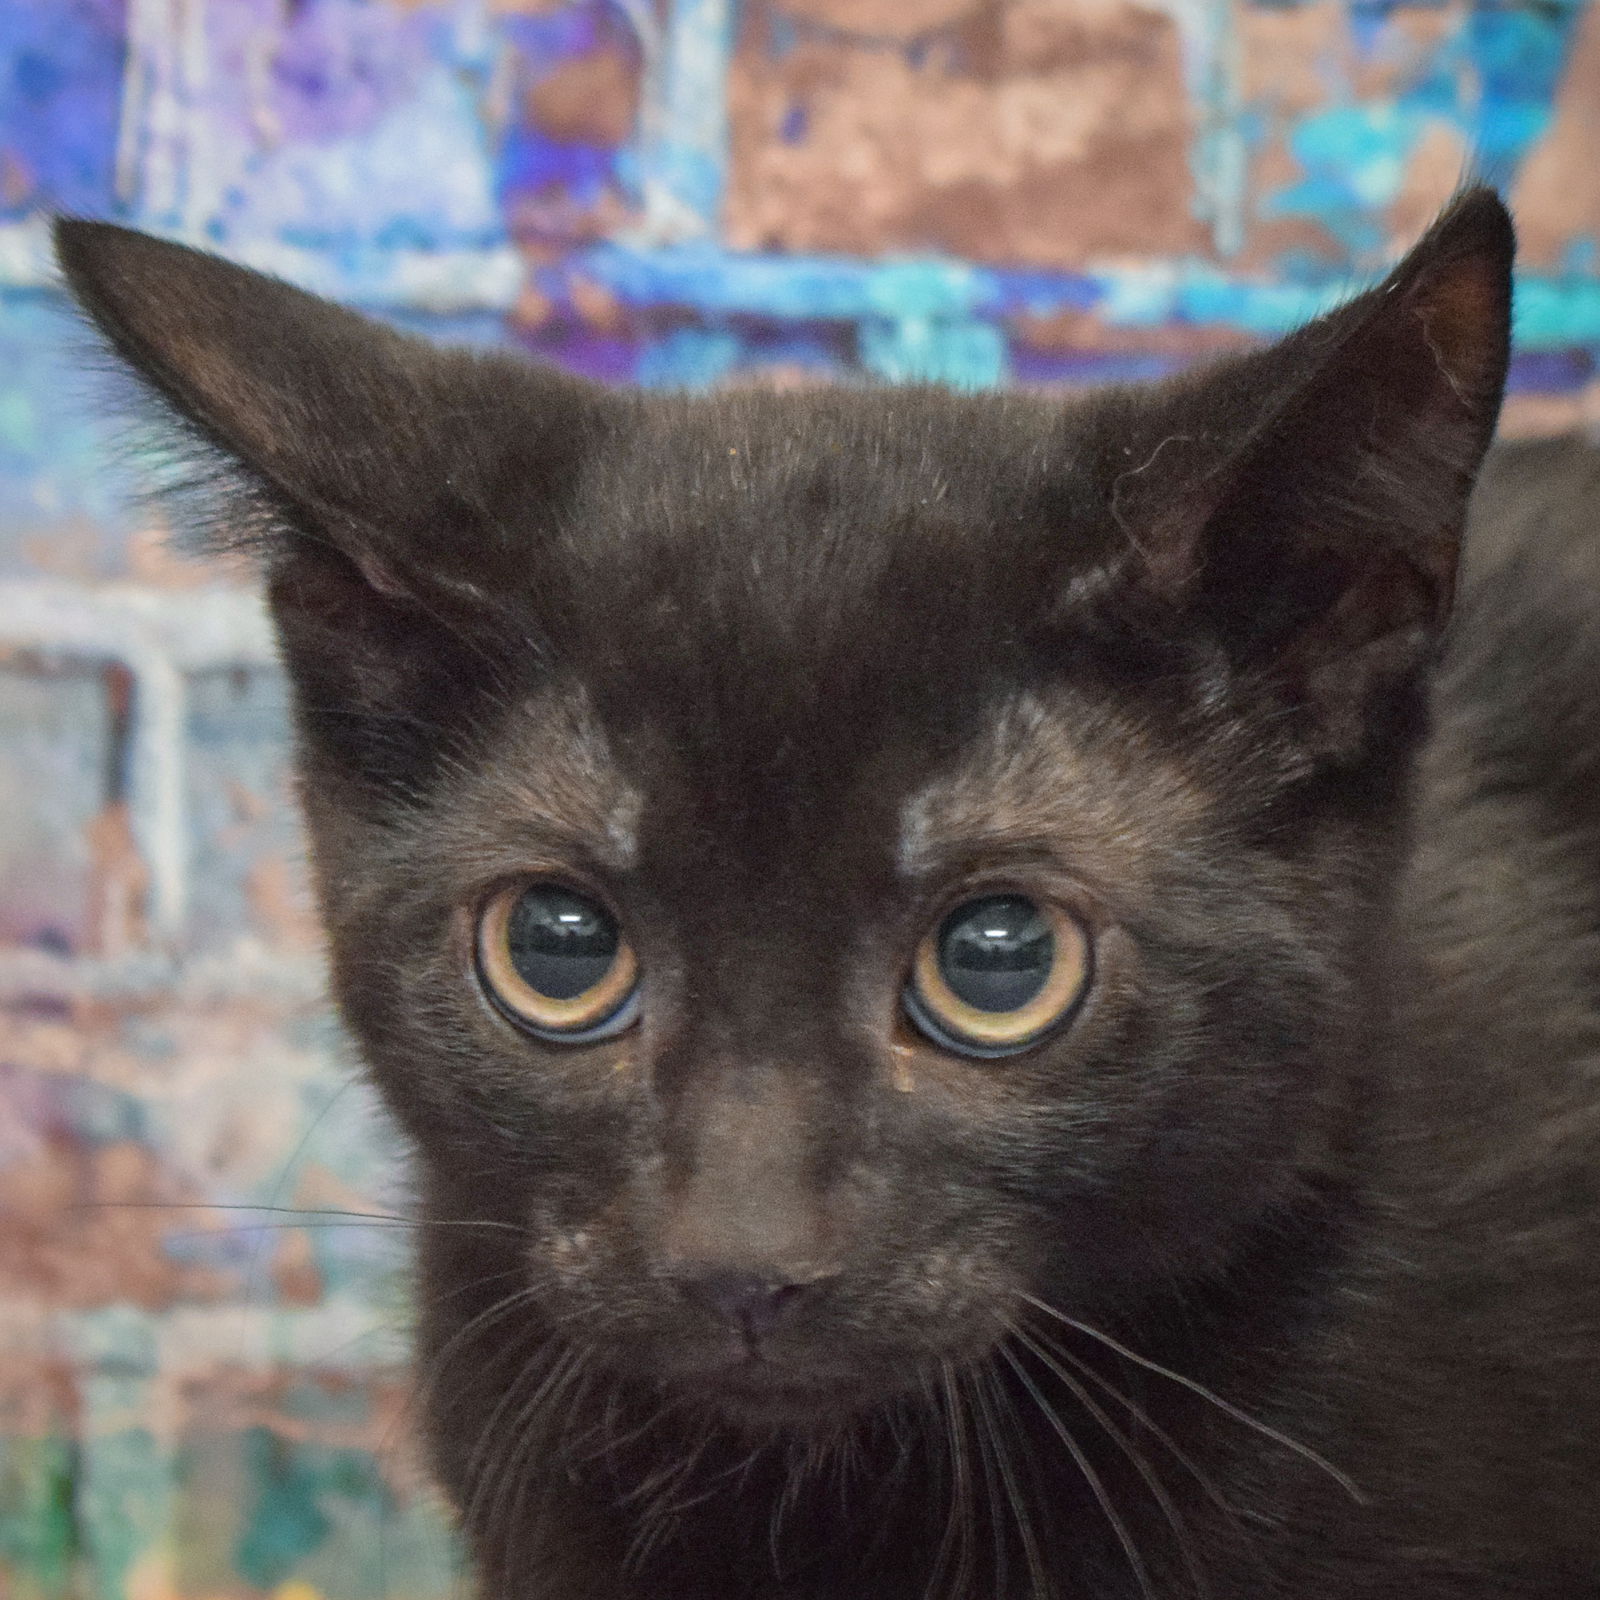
[660,1060,836,1277]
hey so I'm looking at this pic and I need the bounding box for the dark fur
[55,192,1600,1597]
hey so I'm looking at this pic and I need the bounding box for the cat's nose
[675,1268,826,1341]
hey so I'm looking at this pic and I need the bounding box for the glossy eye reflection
[477,882,639,1041]
[904,894,1090,1058]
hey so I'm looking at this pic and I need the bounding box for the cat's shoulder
[1429,433,1600,882]
[1402,432,1600,1199]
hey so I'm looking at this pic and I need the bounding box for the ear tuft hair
[53,219,608,585]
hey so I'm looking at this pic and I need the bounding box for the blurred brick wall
[3,2,1600,1597]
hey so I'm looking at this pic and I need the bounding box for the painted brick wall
[2,3,1599,1597]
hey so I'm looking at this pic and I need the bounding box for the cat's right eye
[476,882,640,1042]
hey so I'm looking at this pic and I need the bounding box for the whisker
[915,1371,952,1600]
[458,1315,574,1508]
[1014,1327,1210,1599]
[963,1364,1009,1596]
[470,1342,582,1552]
[574,1385,683,1470]
[1000,1339,1156,1600]
[392,1283,557,1516]
[977,1359,1050,1600]
[482,1349,593,1584]
[628,1409,716,1575]
[365,1269,538,1529]
[1024,1320,1258,1562]
[935,1359,977,1600]
[156,1221,450,1244]
[1019,1291,1365,1505]
[69,1201,522,1233]
[488,1346,594,1563]
[770,1428,826,1570]
[304,1264,526,1376]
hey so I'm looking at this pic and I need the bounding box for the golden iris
[904,894,1089,1057]
[476,882,639,1040]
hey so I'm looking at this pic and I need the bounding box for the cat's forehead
[418,384,1227,899]
[436,389,1206,880]
[533,388,1108,732]
[445,671,1209,916]
[618,385,1066,494]
[564,386,1087,598]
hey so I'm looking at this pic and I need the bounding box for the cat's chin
[667,1354,903,1436]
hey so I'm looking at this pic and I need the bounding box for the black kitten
[57,191,1600,1598]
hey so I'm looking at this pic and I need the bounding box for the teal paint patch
[235,1425,394,1590]
[0,1434,79,1600]
[582,242,988,324]
[858,317,1008,388]
[1515,277,1600,349]
[1093,257,1345,338]
[75,1394,172,1600]
[1273,104,1424,249]
[235,1427,333,1589]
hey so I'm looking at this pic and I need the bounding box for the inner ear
[1148,189,1514,760]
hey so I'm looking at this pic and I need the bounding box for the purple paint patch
[267,0,429,143]
[519,328,640,384]
[1506,348,1595,394]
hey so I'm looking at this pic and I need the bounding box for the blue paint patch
[523,329,641,385]
[1254,0,1582,270]
[0,0,124,218]
[499,4,605,64]
[0,291,140,567]
[638,325,743,387]
[499,137,617,208]
[1464,4,1583,165]
[496,2,632,217]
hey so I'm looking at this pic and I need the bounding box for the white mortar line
[0,579,280,944]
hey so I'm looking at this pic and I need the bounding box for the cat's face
[315,389,1364,1430]
[56,193,1512,1433]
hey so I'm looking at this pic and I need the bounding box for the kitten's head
[58,195,1511,1431]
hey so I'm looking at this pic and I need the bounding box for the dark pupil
[937,895,1053,1013]
[506,886,619,1000]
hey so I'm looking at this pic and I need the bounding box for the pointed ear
[1125,188,1514,763]
[53,220,603,581]
[55,221,607,799]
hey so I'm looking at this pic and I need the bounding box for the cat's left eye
[902,893,1090,1059]
[476,882,640,1042]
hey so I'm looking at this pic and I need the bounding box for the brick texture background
[2,2,1599,1597]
